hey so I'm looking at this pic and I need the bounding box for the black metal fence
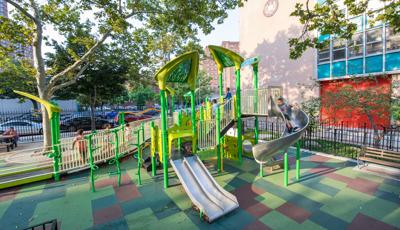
[243,117,400,159]
[0,110,121,143]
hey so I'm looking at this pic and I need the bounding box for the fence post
[296,141,301,180]
[137,125,142,186]
[216,106,221,173]
[86,134,96,192]
[113,128,121,187]
[284,152,288,187]
[150,121,157,177]
[363,123,367,145]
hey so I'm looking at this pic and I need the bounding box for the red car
[114,113,152,123]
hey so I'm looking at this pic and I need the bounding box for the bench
[0,142,13,152]
[357,146,400,169]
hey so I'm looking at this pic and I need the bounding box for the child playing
[72,129,87,163]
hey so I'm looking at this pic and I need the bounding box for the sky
[198,9,240,48]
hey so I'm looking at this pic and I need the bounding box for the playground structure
[1,46,310,222]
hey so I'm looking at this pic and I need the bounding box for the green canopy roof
[208,45,244,73]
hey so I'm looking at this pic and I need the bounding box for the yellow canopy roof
[13,90,61,119]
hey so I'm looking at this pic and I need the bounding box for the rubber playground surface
[0,150,399,230]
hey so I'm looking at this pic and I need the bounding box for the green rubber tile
[125,208,158,230]
[286,183,332,203]
[298,160,320,170]
[355,171,385,183]
[360,197,400,227]
[255,191,286,209]
[378,183,400,195]
[333,167,358,179]
[238,172,258,183]
[148,211,198,229]
[320,188,372,222]
[15,184,45,200]
[259,210,325,230]
[319,178,347,190]
[380,207,400,228]
[165,185,192,211]
[31,197,66,227]
[90,185,115,200]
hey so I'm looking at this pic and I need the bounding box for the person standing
[3,127,19,147]
[72,129,87,163]
[224,87,232,100]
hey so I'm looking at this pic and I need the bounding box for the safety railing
[241,88,269,115]
[220,98,235,131]
[197,119,217,149]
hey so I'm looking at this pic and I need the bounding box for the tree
[174,70,213,106]
[289,0,399,59]
[1,0,244,146]
[321,76,392,146]
[127,85,157,108]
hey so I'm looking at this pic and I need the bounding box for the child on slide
[276,97,298,133]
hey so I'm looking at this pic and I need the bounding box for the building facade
[200,41,240,98]
[0,1,33,62]
[316,0,400,126]
[239,0,318,103]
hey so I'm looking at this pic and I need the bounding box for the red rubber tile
[309,155,331,163]
[308,164,335,175]
[0,187,19,202]
[93,204,123,226]
[114,184,141,202]
[233,184,266,209]
[246,202,272,218]
[325,172,353,184]
[276,202,311,223]
[244,220,272,230]
[347,177,380,196]
[348,213,398,230]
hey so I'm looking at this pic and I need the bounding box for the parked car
[0,120,43,135]
[60,116,113,132]
[114,113,152,123]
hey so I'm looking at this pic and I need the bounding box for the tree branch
[48,30,111,88]
[5,0,37,23]
[49,63,89,95]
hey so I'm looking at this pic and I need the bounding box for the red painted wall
[320,76,392,128]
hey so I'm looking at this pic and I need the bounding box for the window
[349,16,363,32]
[332,38,346,60]
[386,27,400,51]
[317,36,330,63]
[366,28,383,55]
[348,33,363,57]
[269,86,283,99]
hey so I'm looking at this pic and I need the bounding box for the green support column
[284,152,288,187]
[219,71,223,98]
[253,65,259,144]
[113,129,121,187]
[86,134,95,192]
[118,112,125,126]
[177,110,182,148]
[160,90,169,188]
[236,70,242,163]
[190,90,197,153]
[296,141,301,180]
[150,121,156,177]
[259,163,264,177]
[137,125,142,186]
[171,95,175,114]
[50,113,61,181]
[216,105,221,173]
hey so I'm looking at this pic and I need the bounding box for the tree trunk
[366,112,381,148]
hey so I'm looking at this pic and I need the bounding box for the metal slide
[252,97,310,164]
[170,155,239,222]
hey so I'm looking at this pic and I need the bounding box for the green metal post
[118,112,125,126]
[236,70,242,163]
[160,90,169,188]
[284,152,288,187]
[137,126,142,186]
[150,121,156,177]
[113,129,121,187]
[253,65,259,144]
[216,106,221,173]
[50,112,60,181]
[219,71,223,98]
[199,106,203,151]
[190,90,197,153]
[259,163,264,177]
[296,141,301,180]
[86,134,95,192]
[177,110,182,149]
[171,95,175,114]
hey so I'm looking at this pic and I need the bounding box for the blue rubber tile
[309,210,348,230]
[302,179,340,197]
[374,189,400,204]
[92,195,118,211]
[89,218,128,230]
